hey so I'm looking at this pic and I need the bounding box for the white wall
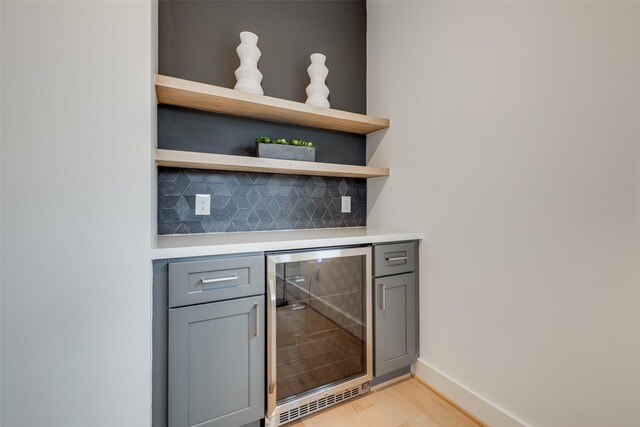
[1,2,154,426]
[367,2,640,426]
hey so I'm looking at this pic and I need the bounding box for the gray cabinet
[169,295,265,427]
[373,240,419,379]
[374,272,417,376]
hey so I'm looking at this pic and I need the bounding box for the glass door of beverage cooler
[265,246,372,418]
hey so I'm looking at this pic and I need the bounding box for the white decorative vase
[234,31,263,95]
[305,53,330,108]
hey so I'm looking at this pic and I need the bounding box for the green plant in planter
[255,136,272,144]
[290,139,314,147]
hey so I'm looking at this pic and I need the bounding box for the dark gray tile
[255,184,273,197]
[159,194,180,209]
[210,220,231,232]
[224,174,239,193]
[276,207,292,220]
[328,218,342,228]
[225,198,239,217]
[203,171,226,184]
[312,207,326,219]
[234,221,252,232]
[158,222,180,234]
[185,169,206,183]
[157,168,367,235]
[292,206,309,221]
[158,167,180,182]
[212,208,230,221]
[212,195,231,209]
[247,210,260,228]
[236,172,253,185]
[209,183,231,197]
[276,197,293,209]
[247,187,260,207]
[293,185,310,198]
[253,195,273,209]
[255,208,273,223]
[175,197,191,221]
[272,186,291,197]
[175,223,190,234]
[183,182,209,196]
[253,220,273,231]
[275,219,294,230]
[200,214,216,232]
[159,208,180,222]
[338,179,349,196]
[231,195,251,209]
[233,208,252,222]
[311,176,327,188]
[186,222,206,233]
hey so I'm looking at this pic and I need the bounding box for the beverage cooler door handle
[267,278,277,398]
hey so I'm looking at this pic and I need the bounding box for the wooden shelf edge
[155,74,390,135]
[155,149,390,179]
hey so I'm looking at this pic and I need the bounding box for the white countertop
[151,227,423,259]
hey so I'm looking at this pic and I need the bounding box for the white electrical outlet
[341,196,351,213]
[195,194,211,215]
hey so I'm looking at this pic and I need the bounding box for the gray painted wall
[1,2,154,426]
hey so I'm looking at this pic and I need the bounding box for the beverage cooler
[265,246,373,426]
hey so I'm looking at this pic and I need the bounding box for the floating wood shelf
[155,75,390,135]
[156,149,390,179]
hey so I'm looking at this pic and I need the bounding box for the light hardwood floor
[288,378,481,427]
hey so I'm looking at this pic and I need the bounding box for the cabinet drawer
[169,254,264,308]
[374,242,416,277]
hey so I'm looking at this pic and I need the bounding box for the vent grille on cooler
[276,387,362,425]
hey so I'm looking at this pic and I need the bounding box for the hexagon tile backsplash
[158,167,367,234]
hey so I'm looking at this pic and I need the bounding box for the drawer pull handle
[200,274,238,284]
[386,256,408,262]
[255,304,260,338]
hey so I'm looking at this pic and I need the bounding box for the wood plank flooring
[288,378,481,427]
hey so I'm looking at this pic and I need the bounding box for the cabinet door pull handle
[386,256,408,262]
[380,283,386,310]
[200,274,238,284]
[255,304,260,338]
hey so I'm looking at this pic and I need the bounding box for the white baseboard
[415,358,527,427]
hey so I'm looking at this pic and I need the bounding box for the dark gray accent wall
[158,107,366,166]
[159,0,366,113]
[158,0,368,234]
[158,168,366,235]
[158,0,367,167]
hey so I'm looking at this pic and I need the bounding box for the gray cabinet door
[374,273,416,377]
[169,296,265,427]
